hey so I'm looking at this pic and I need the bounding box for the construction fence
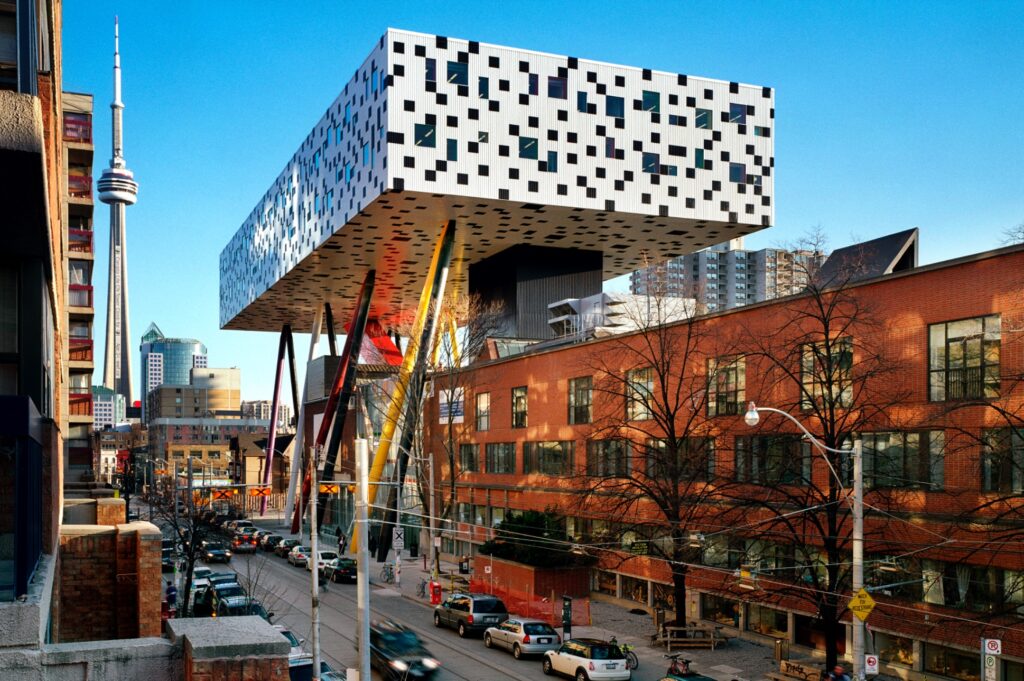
[468,578,592,627]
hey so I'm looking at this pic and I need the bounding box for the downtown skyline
[61,1,1024,400]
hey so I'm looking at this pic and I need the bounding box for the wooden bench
[658,624,732,651]
[765,660,821,681]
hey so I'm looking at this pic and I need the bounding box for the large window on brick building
[485,442,516,474]
[646,437,715,482]
[929,315,1000,401]
[587,439,629,477]
[981,428,1023,493]
[511,386,528,428]
[734,435,809,485]
[568,376,592,424]
[475,392,490,431]
[708,356,745,417]
[459,443,478,473]
[524,441,574,476]
[801,338,852,409]
[862,431,945,489]
[626,367,653,421]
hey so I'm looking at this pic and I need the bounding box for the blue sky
[62,1,1024,401]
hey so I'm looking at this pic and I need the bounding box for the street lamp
[743,401,865,681]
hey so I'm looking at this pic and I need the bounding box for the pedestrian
[165,580,177,613]
[336,526,346,554]
[368,532,378,556]
[828,666,850,681]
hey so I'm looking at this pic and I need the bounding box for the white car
[543,638,630,681]
[485,618,561,658]
[274,625,306,658]
[305,550,339,572]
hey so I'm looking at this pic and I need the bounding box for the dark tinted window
[524,623,557,635]
[473,598,507,614]
[380,631,420,651]
[589,644,624,660]
[217,585,245,598]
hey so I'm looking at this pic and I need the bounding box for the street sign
[319,483,340,494]
[248,486,270,497]
[212,489,232,500]
[985,639,1002,656]
[484,565,492,574]
[848,588,876,622]
[393,527,405,550]
[984,654,997,681]
[865,655,879,675]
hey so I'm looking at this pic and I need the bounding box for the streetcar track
[224,553,534,681]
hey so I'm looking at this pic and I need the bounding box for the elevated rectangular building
[220,29,774,337]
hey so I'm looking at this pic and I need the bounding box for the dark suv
[365,620,440,680]
[433,593,508,638]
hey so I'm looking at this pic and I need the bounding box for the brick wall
[56,522,162,642]
[96,498,125,526]
[186,657,288,681]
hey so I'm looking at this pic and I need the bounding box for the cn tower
[98,17,138,403]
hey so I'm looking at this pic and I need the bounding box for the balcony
[69,392,93,417]
[68,228,93,254]
[68,284,92,308]
[69,338,93,362]
[63,113,92,144]
[67,173,92,199]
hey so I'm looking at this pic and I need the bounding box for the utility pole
[311,445,322,680]
[852,439,865,681]
[428,452,437,579]
[355,438,371,681]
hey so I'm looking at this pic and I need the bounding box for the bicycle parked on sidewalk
[379,562,395,584]
[663,653,715,680]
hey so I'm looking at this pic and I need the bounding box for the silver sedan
[484,618,562,659]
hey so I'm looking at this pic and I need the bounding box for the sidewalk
[250,512,781,681]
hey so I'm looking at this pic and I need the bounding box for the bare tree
[1003,220,1024,246]
[571,274,728,625]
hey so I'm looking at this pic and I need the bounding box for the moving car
[485,618,561,659]
[275,538,301,558]
[287,545,312,567]
[305,550,338,572]
[323,557,357,583]
[201,539,232,563]
[542,639,630,681]
[433,593,509,638]
[232,531,259,553]
[365,620,441,681]
[260,534,284,551]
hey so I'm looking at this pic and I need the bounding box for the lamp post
[743,401,864,680]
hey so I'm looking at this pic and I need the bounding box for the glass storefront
[701,593,740,627]
[874,631,914,667]
[595,570,617,596]
[925,643,980,681]
[746,603,788,637]
[652,582,675,611]
[621,575,648,604]
[795,614,846,654]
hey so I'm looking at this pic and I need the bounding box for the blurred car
[217,595,272,621]
[161,539,175,573]
[484,617,561,658]
[274,625,306,657]
[207,572,239,589]
[201,539,232,563]
[203,582,247,616]
[275,538,301,557]
[305,550,338,572]
[252,529,272,544]
[189,566,213,597]
[365,620,440,681]
[323,557,357,583]
[232,531,259,553]
[542,639,630,681]
[260,534,284,552]
[433,593,509,638]
[287,545,312,567]
[127,510,141,521]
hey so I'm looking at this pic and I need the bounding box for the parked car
[274,625,306,658]
[323,557,357,583]
[189,566,213,597]
[232,531,259,553]
[217,595,272,621]
[363,620,440,681]
[252,529,272,544]
[287,545,312,567]
[201,539,232,563]
[485,617,561,659]
[260,534,284,552]
[161,539,175,573]
[433,593,508,638]
[542,639,630,681]
[305,550,338,572]
[207,572,239,589]
[204,582,248,617]
[275,538,301,557]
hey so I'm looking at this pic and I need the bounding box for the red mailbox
[430,581,442,606]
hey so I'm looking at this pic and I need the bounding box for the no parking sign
[864,655,879,675]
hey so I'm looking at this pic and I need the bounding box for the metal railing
[67,173,92,199]
[68,392,93,416]
[946,367,984,400]
[63,114,93,143]
[68,229,93,254]
[68,284,93,308]
[69,337,93,361]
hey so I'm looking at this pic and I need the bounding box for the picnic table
[656,623,733,650]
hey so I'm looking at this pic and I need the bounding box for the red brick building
[425,242,1024,680]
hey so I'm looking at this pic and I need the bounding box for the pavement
[213,507,787,681]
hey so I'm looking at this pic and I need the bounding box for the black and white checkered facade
[220,29,775,331]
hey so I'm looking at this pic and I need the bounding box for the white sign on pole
[433,536,442,547]
[392,527,405,550]
[985,655,998,681]
[484,565,492,574]
[864,655,879,675]
[985,639,1002,656]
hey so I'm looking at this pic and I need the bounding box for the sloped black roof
[816,228,919,286]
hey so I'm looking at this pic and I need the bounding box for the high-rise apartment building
[629,237,826,312]
[62,91,96,477]
[92,384,126,429]
[241,399,292,431]
[138,322,207,418]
